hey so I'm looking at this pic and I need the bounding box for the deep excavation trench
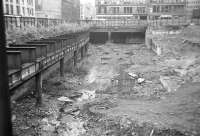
[12,36,200,135]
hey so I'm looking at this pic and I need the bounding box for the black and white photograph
[0,0,200,135]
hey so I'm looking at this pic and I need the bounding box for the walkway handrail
[80,18,193,28]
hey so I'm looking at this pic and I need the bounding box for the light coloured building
[147,0,187,19]
[35,0,62,18]
[3,0,35,17]
[95,0,147,20]
[186,0,200,18]
[80,2,96,20]
[35,0,80,21]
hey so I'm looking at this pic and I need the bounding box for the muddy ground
[12,35,200,136]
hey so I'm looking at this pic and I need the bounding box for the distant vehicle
[158,15,173,20]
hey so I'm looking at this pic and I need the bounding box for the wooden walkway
[7,31,90,104]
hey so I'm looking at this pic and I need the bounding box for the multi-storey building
[147,0,187,19]
[35,0,80,21]
[3,0,35,17]
[95,0,147,20]
[62,0,80,22]
[186,0,200,18]
[80,2,96,20]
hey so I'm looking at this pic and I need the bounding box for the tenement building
[95,0,147,20]
[147,0,187,20]
[3,0,35,17]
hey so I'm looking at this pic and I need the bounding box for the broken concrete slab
[160,76,183,92]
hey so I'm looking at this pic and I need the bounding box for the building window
[10,5,13,14]
[16,0,20,4]
[10,0,13,3]
[6,4,9,14]
[27,8,29,15]
[22,7,25,15]
[16,6,20,15]
[98,7,101,14]
[104,7,107,14]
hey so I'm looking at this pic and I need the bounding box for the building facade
[95,0,147,20]
[62,0,80,22]
[35,0,80,21]
[3,0,35,17]
[35,0,62,19]
[80,2,96,20]
[147,0,187,19]
[186,0,200,18]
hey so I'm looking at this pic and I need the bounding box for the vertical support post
[108,31,111,42]
[85,43,89,54]
[60,58,64,77]
[81,47,84,59]
[73,50,77,67]
[0,1,13,135]
[35,73,42,105]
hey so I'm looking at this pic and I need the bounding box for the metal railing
[4,15,66,30]
[80,18,193,29]
[8,31,90,90]
[80,19,148,28]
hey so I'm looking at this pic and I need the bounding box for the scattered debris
[128,72,138,79]
[137,78,145,84]
[58,96,73,102]
[77,89,96,102]
[160,76,182,92]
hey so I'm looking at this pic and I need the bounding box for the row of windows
[97,6,146,14]
[150,0,186,4]
[187,1,200,4]
[96,0,146,5]
[5,0,33,5]
[5,4,34,16]
[152,5,185,13]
